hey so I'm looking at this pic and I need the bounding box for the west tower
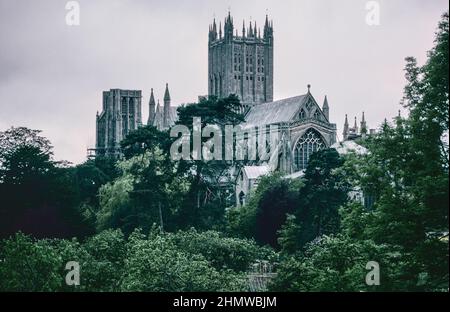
[95,89,142,158]
[208,13,274,109]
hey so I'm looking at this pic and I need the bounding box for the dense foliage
[0,229,270,292]
[270,12,449,292]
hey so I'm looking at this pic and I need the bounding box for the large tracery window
[294,129,326,171]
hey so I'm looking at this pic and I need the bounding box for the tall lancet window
[121,98,128,137]
[313,110,321,120]
[129,98,135,130]
[299,109,306,120]
[294,129,325,171]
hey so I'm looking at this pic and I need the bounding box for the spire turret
[360,112,367,135]
[343,114,349,140]
[322,95,329,121]
[163,83,171,128]
[224,11,233,41]
[148,88,156,125]
[164,83,171,101]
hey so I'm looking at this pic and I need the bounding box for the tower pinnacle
[164,83,171,101]
[322,95,329,121]
[343,114,349,140]
[360,111,368,135]
[148,88,156,125]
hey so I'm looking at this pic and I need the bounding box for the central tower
[208,13,274,109]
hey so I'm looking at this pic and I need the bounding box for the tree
[0,232,61,291]
[277,149,349,252]
[119,228,249,292]
[94,148,190,235]
[254,176,300,248]
[297,149,349,241]
[120,125,170,159]
[174,95,245,230]
[270,235,413,292]
[166,228,276,272]
[0,127,52,163]
[0,127,91,238]
[226,173,302,248]
[0,228,276,292]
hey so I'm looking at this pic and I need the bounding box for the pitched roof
[331,140,368,155]
[243,165,270,180]
[151,107,178,130]
[241,94,308,129]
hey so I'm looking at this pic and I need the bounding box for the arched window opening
[313,110,321,120]
[214,76,218,95]
[239,191,246,206]
[121,98,128,113]
[299,109,306,120]
[294,129,325,171]
[129,98,135,115]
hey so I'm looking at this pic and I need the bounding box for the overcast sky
[0,0,448,164]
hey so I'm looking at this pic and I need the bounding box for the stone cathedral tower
[208,13,274,109]
[95,89,142,158]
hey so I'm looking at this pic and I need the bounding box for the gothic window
[299,109,306,119]
[305,100,313,111]
[121,98,128,137]
[294,129,326,171]
[364,194,375,210]
[129,99,135,130]
[129,99,135,114]
[313,110,321,120]
[239,191,246,206]
[121,98,127,113]
[214,76,218,95]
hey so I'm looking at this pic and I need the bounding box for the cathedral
[93,13,353,206]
